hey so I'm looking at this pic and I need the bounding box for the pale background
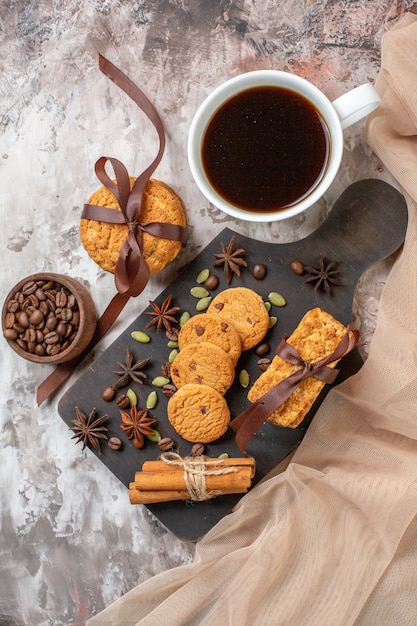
[0,1,413,624]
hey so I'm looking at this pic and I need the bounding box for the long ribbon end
[36,389,46,407]
[98,53,107,73]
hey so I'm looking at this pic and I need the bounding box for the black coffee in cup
[201,86,330,213]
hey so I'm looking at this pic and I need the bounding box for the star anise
[120,405,156,448]
[145,294,180,333]
[113,347,151,387]
[70,406,108,454]
[213,235,248,284]
[303,255,342,295]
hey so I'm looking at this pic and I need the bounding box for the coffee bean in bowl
[2,273,97,364]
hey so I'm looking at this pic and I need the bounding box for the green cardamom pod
[126,388,137,406]
[196,268,210,284]
[268,292,286,307]
[146,391,158,409]
[131,330,151,343]
[196,296,212,311]
[239,369,250,388]
[190,286,209,299]
[152,376,171,387]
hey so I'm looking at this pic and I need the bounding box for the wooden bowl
[2,272,97,364]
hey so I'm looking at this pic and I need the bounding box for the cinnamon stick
[141,456,255,477]
[128,455,256,505]
[129,485,248,505]
[134,465,253,492]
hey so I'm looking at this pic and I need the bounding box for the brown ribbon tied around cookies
[36,54,187,405]
[230,324,359,455]
[81,156,188,297]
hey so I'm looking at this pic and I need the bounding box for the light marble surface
[0,2,413,624]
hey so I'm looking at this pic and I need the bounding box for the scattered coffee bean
[204,274,219,290]
[116,394,130,409]
[252,263,267,280]
[102,386,116,402]
[3,278,82,359]
[255,342,270,357]
[158,437,175,451]
[165,327,179,342]
[162,383,177,397]
[258,358,272,371]
[160,361,171,379]
[290,260,305,275]
[108,437,122,451]
[191,443,205,456]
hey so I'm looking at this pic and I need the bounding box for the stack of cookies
[167,287,270,443]
[80,178,187,276]
[248,308,349,428]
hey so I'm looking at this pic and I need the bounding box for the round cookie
[207,287,270,351]
[80,178,187,275]
[178,314,242,366]
[170,342,235,395]
[167,383,230,443]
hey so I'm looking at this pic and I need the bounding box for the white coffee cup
[187,71,380,222]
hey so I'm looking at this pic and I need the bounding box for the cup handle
[331,83,381,130]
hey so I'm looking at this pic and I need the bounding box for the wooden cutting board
[58,179,407,540]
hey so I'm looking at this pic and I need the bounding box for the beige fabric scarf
[88,13,417,626]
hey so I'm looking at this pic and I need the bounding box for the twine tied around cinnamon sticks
[129,454,256,505]
[161,452,238,501]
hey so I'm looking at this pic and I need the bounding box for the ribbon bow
[81,156,188,297]
[274,336,344,385]
[230,324,359,454]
